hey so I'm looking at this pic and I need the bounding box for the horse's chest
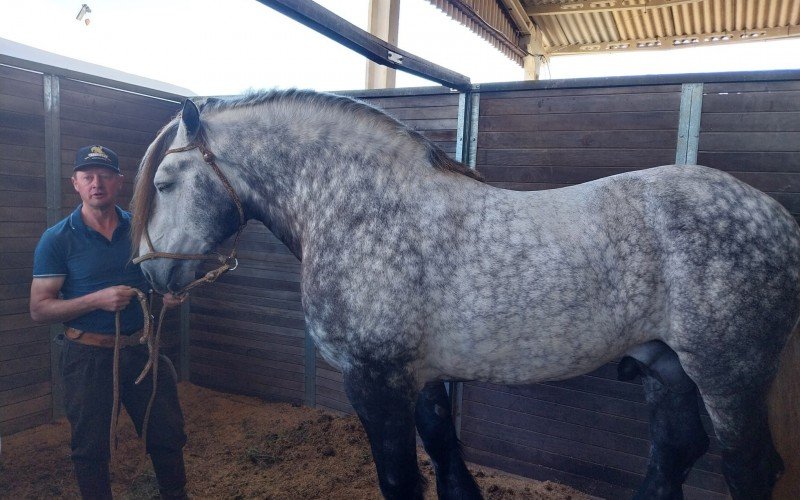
[301,264,427,369]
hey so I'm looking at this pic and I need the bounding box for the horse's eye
[156,182,174,193]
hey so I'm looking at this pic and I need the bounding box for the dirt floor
[1,382,590,499]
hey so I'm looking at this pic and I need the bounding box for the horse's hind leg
[415,382,482,500]
[620,342,710,499]
[343,362,425,500]
[699,386,783,499]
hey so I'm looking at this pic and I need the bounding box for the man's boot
[73,459,112,500]
[150,450,188,500]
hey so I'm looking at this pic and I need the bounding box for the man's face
[71,167,123,209]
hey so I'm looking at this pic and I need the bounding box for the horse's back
[425,164,800,384]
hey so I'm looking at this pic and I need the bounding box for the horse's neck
[209,107,434,258]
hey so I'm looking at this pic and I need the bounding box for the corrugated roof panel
[523,0,800,56]
[430,0,800,61]
[702,0,713,32]
[767,0,779,26]
[790,0,800,24]
[425,0,525,64]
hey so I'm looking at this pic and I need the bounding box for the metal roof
[427,0,800,63]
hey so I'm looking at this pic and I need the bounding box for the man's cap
[74,145,120,173]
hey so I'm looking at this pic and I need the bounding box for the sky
[1,0,799,95]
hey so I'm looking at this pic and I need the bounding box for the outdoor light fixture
[76,4,91,25]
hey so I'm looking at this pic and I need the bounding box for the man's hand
[92,285,137,312]
[162,293,187,310]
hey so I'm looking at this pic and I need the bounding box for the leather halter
[132,141,246,295]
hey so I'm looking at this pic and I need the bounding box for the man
[30,145,188,499]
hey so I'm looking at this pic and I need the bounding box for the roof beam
[548,25,800,55]
[527,0,702,16]
[255,0,471,90]
[498,0,534,34]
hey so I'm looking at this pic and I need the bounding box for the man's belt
[64,327,144,348]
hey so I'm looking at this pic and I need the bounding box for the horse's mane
[130,120,179,255]
[130,89,483,254]
[201,89,483,182]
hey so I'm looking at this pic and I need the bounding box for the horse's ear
[180,99,201,141]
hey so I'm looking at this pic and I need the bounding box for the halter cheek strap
[132,142,246,295]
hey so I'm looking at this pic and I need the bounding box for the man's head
[71,145,123,210]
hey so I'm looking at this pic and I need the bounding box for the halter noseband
[132,141,246,295]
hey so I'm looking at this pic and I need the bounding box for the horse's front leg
[343,361,426,500]
[416,382,482,500]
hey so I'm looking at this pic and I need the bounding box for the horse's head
[132,99,244,294]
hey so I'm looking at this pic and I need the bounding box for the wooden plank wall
[189,223,306,404]
[697,80,800,222]
[464,83,730,499]
[696,80,800,500]
[0,64,50,435]
[0,63,181,436]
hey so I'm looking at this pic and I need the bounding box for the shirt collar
[69,204,129,233]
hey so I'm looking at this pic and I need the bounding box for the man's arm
[29,277,137,324]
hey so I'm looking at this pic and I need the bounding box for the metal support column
[467,91,480,169]
[675,82,703,165]
[455,90,481,169]
[43,74,64,419]
[449,87,481,436]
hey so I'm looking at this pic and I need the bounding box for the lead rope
[109,264,243,459]
[138,304,168,453]
[109,289,156,460]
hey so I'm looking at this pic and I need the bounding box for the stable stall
[3,1,800,497]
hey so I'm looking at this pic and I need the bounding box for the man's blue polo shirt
[33,205,149,334]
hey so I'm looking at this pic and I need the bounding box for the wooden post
[522,27,544,81]
[365,0,400,89]
[43,74,64,420]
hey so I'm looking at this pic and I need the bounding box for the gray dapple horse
[131,91,800,500]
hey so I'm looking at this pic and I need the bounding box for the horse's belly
[424,315,648,385]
